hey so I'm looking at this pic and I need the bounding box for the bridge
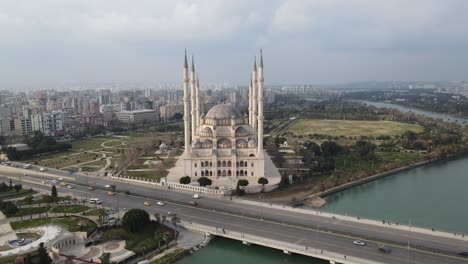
[1,163,468,264]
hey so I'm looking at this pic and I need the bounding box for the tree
[13,184,22,193]
[171,215,180,243]
[0,201,19,217]
[51,185,58,198]
[41,194,54,206]
[197,177,212,187]
[99,253,111,264]
[238,179,249,187]
[154,213,161,224]
[258,177,269,186]
[37,242,52,264]
[163,231,171,249]
[154,231,164,249]
[122,209,150,233]
[179,176,191,184]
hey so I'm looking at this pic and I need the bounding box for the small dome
[192,139,201,148]
[205,104,242,120]
[248,139,257,147]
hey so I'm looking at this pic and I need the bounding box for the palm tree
[171,216,180,243]
[154,231,164,249]
[163,232,171,249]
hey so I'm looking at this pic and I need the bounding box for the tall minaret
[195,75,201,129]
[252,57,258,131]
[183,50,191,154]
[248,78,253,125]
[190,56,196,141]
[257,50,264,158]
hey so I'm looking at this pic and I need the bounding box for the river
[358,100,468,125]
[177,101,468,263]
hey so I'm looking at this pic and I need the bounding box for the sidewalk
[147,226,208,263]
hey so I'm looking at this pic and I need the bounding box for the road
[1,163,468,264]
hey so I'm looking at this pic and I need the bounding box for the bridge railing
[179,220,383,264]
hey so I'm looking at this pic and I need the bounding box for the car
[105,184,111,188]
[60,182,66,186]
[58,177,63,181]
[39,167,47,172]
[189,201,198,206]
[353,240,366,246]
[143,201,152,206]
[107,191,114,196]
[52,180,58,184]
[167,211,174,215]
[378,246,392,254]
[156,201,165,206]
[459,251,468,257]
[192,194,200,199]
[88,187,94,191]
[67,185,73,189]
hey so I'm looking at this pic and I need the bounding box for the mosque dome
[205,104,243,120]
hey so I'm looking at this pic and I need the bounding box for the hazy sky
[1,0,468,86]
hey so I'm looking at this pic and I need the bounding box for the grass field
[334,151,424,174]
[11,216,97,234]
[280,119,423,138]
[51,205,90,214]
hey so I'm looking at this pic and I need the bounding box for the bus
[89,198,102,204]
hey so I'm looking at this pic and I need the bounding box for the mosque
[167,50,281,192]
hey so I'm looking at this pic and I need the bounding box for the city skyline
[1,0,468,87]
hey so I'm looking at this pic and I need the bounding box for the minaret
[196,75,201,129]
[183,50,191,154]
[252,57,258,131]
[257,50,264,158]
[248,78,253,125]
[190,56,196,141]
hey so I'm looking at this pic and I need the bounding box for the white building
[116,109,159,125]
[168,51,280,191]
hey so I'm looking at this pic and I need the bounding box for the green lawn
[51,205,90,214]
[281,119,423,138]
[83,208,106,216]
[71,139,107,151]
[334,151,424,174]
[127,171,166,181]
[16,206,51,217]
[98,223,174,255]
[11,216,97,235]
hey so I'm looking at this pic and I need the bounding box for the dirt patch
[104,242,120,251]
[244,174,328,204]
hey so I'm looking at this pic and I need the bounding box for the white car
[353,240,366,246]
[39,167,47,172]
[156,201,165,206]
[105,184,111,188]
[192,194,200,199]
[67,185,74,189]
[58,177,63,181]
[52,180,58,184]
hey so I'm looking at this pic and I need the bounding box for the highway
[1,163,468,264]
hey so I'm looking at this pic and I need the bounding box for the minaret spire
[252,56,258,131]
[196,74,201,129]
[248,77,253,125]
[259,48,263,68]
[183,50,190,155]
[257,50,264,159]
[190,55,197,141]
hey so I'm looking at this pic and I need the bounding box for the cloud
[0,0,468,85]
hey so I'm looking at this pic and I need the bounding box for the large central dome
[205,103,243,120]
